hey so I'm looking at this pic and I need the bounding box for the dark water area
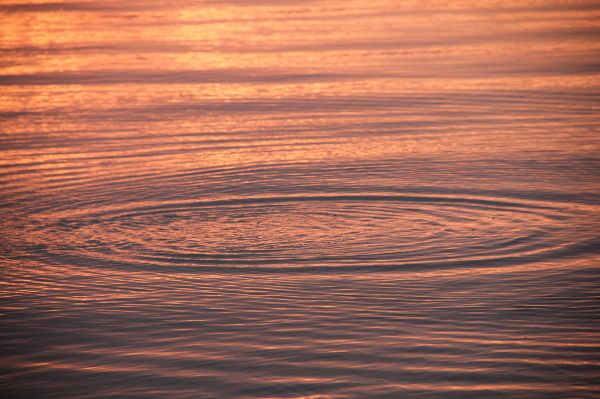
[1,1,600,398]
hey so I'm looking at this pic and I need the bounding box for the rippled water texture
[2,1,600,398]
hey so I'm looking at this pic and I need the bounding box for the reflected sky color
[1,1,600,398]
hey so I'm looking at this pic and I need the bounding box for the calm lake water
[1,1,600,398]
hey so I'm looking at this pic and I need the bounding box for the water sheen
[1,1,600,398]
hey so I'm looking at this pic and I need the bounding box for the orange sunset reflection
[1,1,600,398]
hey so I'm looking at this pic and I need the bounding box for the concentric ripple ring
[10,193,599,273]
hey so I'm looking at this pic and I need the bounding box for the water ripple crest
[10,193,599,273]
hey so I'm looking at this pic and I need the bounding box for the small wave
[8,193,598,274]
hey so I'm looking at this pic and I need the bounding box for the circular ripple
[13,194,600,272]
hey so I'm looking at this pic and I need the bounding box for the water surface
[1,1,600,398]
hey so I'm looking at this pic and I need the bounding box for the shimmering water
[1,1,600,398]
